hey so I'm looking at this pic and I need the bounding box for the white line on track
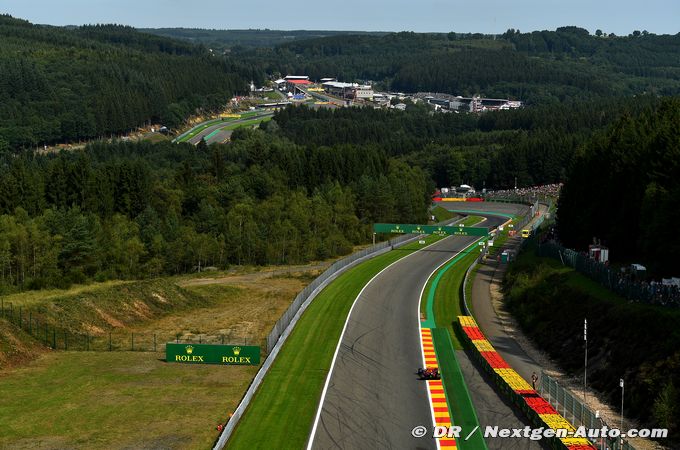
[305,235,451,450]
[415,229,486,450]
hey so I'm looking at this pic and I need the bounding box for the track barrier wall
[213,231,427,450]
[541,373,637,450]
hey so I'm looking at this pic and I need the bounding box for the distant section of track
[174,112,274,145]
[428,201,545,450]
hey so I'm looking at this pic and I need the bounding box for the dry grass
[0,352,257,450]
[0,263,327,449]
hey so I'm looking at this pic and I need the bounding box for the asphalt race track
[185,112,274,145]
[309,212,509,450]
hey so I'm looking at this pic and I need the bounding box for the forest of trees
[557,98,680,276]
[0,15,249,149]
[0,130,429,292]
[272,96,660,189]
[3,15,680,289]
[230,27,680,104]
[143,28,387,50]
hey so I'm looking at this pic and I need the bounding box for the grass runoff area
[228,235,444,449]
[0,266,320,449]
[420,216,488,450]
[210,117,272,138]
[0,352,258,450]
[420,216,485,333]
[176,117,233,142]
[431,205,457,223]
[177,111,268,142]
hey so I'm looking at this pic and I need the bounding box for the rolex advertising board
[166,343,260,365]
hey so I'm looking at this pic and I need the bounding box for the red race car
[417,367,441,380]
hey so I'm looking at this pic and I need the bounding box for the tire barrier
[458,315,595,450]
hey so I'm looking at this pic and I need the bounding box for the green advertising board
[166,343,260,365]
[373,223,489,237]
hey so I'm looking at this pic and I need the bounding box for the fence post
[154,334,157,352]
[64,331,68,351]
[131,333,134,351]
[52,329,56,349]
[86,333,90,351]
[109,332,112,351]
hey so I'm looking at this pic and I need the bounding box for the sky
[2,0,679,35]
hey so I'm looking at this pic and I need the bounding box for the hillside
[233,27,680,103]
[0,15,248,149]
[142,28,387,49]
[0,318,46,369]
[504,245,680,437]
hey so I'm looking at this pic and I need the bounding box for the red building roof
[287,79,312,85]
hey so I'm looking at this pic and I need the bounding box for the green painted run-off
[432,328,488,450]
[421,238,485,328]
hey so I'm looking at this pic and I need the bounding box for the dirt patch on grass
[0,319,47,371]
[0,263,327,449]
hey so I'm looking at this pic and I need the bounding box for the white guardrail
[212,231,426,449]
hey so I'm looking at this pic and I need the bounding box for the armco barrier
[265,233,419,353]
[458,315,596,450]
[213,231,425,450]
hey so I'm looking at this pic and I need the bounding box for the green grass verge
[459,215,484,227]
[420,216,485,325]
[176,118,233,142]
[432,205,456,223]
[218,117,271,132]
[430,245,482,348]
[432,328,488,450]
[417,217,486,449]
[505,241,680,430]
[227,236,442,449]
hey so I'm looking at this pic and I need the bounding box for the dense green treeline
[558,98,680,276]
[0,15,248,149]
[143,28,387,50]
[273,96,659,189]
[0,131,429,292]
[233,27,680,103]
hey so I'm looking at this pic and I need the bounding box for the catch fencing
[214,231,425,449]
[265,233,428,353]
[0,302,259,352]
[541,373,637,450]
[537,241,680,308]
[461,200,548,315]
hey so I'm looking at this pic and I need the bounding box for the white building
[354,85,374,100]
[322,81,373,100]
